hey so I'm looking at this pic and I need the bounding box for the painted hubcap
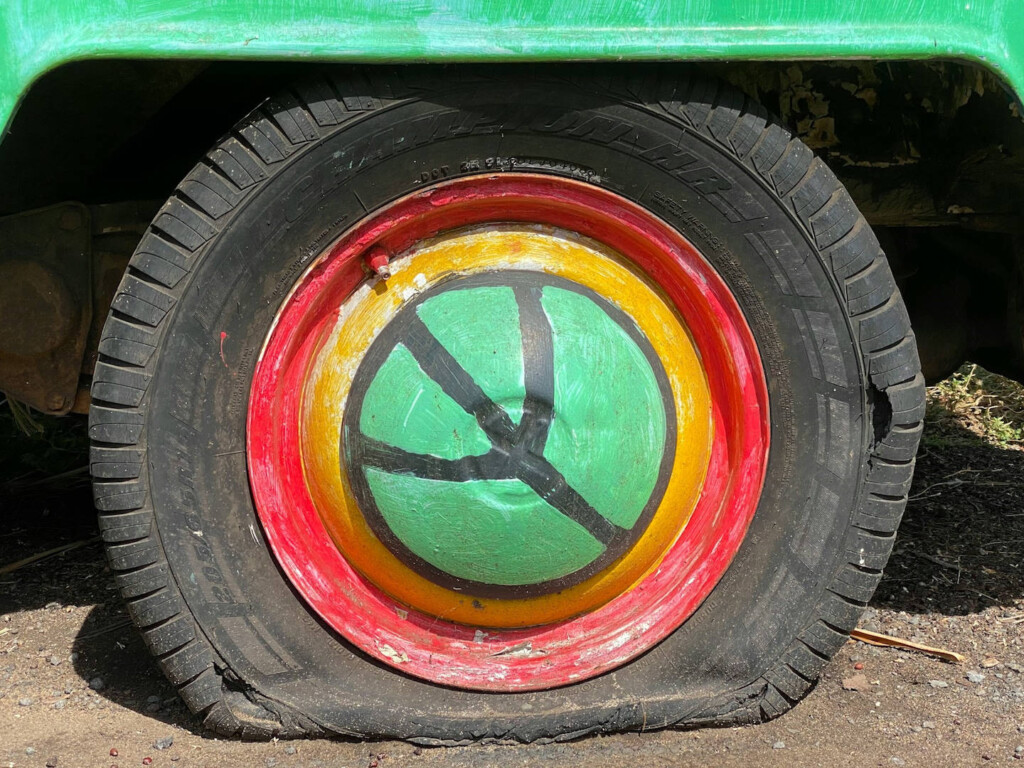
[248,175,768,690]
[344,269,678,599]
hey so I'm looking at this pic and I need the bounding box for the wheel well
[4,59,1023,218]
[0,60,316,216]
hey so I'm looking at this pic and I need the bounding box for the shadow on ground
[875,417,1024,618]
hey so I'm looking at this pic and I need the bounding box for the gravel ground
[0,383,1022,767]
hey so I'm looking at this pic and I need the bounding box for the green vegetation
[925,364,1024,449]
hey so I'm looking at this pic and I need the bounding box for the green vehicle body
[3,0,1024,140]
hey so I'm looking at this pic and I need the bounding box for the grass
[925,363,1024,449]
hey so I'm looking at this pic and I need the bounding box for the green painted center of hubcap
[342,271,674,597]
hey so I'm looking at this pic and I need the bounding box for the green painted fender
[2,1,1024,144]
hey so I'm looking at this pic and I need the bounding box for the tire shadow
[0,484,100,614]
[0,452,202,732]
[69,603,204,734]
[873,415,1024,618]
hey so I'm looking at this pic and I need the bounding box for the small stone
[967,671,986,684]
[891,759,906,766]
[413,747,423,756]
[45,602,60,610]
[46,759,57,768]
[842,673,870,691]
[1016,746,1024,755]
[142,758,153,766]
[266,759,277,767]
[1008,662,1023,674]
[110,749,119,757]
[25,748,35,755]
[89,677,106,691]
[52,700,65,710]
[69,652,78,663]
[773,741,786,750]
[981,658,1000,668]
[928,680,949,689]
[18,697,33,706]
[153,736,173,751]
[146,695,161,704]
[912,726,922,733]
[923,721,936,729]
[284,746,296,755]
[145,702,161,713]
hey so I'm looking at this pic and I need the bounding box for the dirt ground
[1,371,1022,767]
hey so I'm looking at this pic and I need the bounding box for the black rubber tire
[89,66,925,743]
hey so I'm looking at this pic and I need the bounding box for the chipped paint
[491,641,548,659]
[376,642,409,664]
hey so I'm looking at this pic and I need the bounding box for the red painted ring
[247,174,769,691]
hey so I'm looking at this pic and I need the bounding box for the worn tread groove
[797,637,833,662]
[200,156,239,185]
[146,225,199,256]
[784,662,815,684]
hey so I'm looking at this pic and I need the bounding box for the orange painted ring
[247,173,769,691]
[301,227,713,627]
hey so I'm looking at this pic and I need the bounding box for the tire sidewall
[145,81,865,738]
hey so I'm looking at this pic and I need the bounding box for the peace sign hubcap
[247,174,768,690]
[344,271,676,598]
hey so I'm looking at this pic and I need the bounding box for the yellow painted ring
[300,226,713,628]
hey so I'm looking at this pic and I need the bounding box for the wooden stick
[850,628,966,663]
[0,536,101,575]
